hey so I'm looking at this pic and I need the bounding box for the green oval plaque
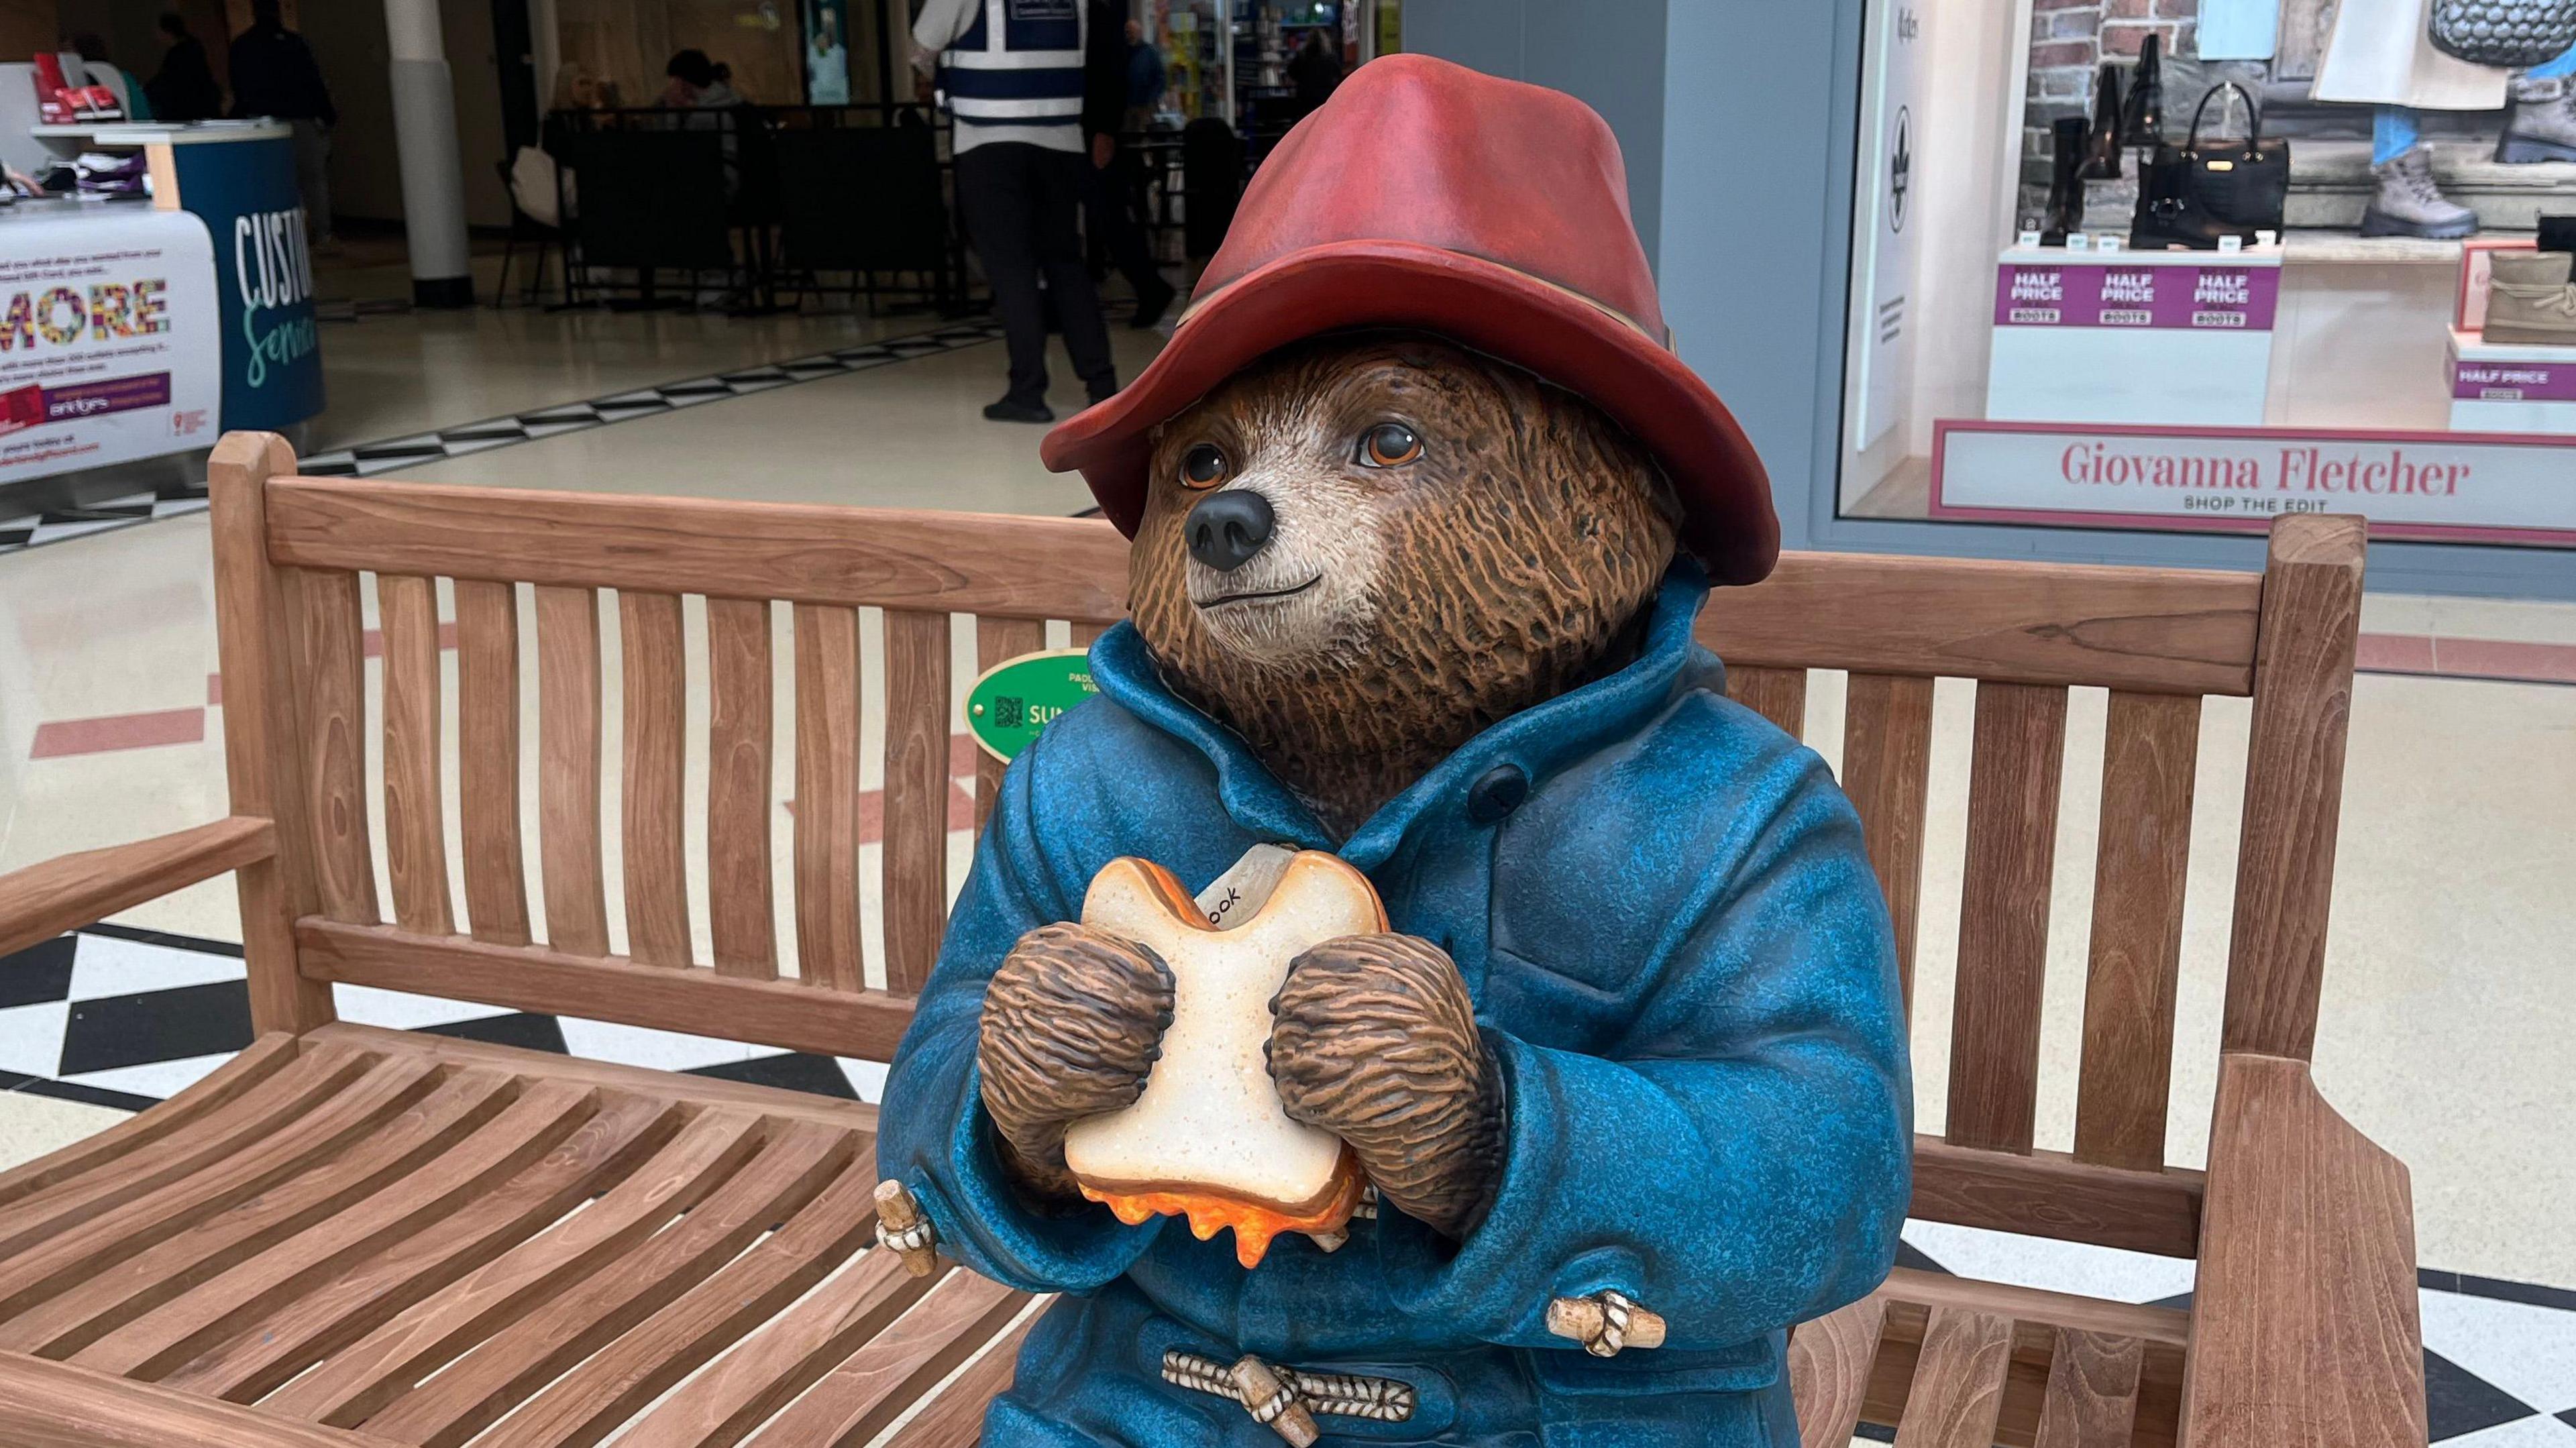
[966,649,1102,764]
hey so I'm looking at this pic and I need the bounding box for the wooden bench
[0,432,2426,1447]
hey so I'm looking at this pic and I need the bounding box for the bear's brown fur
[1128,333,1680,838]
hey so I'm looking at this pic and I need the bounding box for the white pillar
[384,0,474,307]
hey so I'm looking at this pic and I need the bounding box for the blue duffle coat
[878,565,1913,1448]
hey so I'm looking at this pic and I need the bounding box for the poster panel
[0,209,220,484]
[1851,0,1927,451]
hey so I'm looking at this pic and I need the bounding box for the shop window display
[1840,0,2576,551]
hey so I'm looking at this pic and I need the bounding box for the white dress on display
[2315,0,2510,109]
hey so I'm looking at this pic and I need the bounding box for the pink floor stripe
[29,708,206,759]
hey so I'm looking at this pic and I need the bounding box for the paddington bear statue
[878,54,1912,1448]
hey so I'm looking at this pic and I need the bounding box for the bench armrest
[2182,1051,2427,1448]
[0,817,275,958]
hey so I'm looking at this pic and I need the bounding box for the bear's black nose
[1185,490,1275,573]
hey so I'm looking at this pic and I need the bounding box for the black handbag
[2130,83,2288,251]
[2430,0,2576,69]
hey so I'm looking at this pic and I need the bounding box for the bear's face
[1129,333,1678,838]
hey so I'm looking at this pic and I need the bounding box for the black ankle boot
[2043,117,2090,245]
[2084,64,2125,180]
[2121,34,2165,146]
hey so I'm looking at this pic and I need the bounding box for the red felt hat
[1041,54,1778,585]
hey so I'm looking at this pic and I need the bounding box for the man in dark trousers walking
[914,0,1118,424]
[229,0,337,245]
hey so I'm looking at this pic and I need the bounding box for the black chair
[491,156,562,309]
[775,125,953,312]
[558,129,736,308]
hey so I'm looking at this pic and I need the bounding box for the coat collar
[1086,561,1721,872]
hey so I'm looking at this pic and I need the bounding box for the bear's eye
[1356,423,1421,469]
[1180,443,1228,489]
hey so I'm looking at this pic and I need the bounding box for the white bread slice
[1061,849,1380,1264]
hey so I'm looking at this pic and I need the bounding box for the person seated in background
[807,8,851,105]
[660,49,715,107]
[72,34,151,121]
[144,11,220,122]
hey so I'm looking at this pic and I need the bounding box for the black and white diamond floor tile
[0,313,1012,559]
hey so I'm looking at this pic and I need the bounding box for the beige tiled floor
[1,288,2573,1300]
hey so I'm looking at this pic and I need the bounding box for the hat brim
[1040,239,1779,586]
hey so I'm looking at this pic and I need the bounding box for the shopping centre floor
[1,252,2573,1442]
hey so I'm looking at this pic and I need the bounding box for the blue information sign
[168,132,323,432]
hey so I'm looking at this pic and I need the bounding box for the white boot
[2361,146,2480,239]
[2498,74,2576,164]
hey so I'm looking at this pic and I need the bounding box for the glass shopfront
[1827,0,2576,588]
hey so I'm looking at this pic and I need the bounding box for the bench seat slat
[0,1349,411,1448]
[258,1111,766,1427]
[474,1155,883,1448]
[621,592,694,968]
[0,1067,517,1359]
[614,1251,942,1448]
[0,1044,373,1265]
[455,579,531,945]
[2034,1327,2145,1448]
[377,575,452,936]
[71,1081,600,1382]
[354,1123,853,1448]
[884,1313,1042,1448]
[706,598,776,979]
[1892,1306,2016,1448]
[158,1093,682,1403]
[793,604,862,991]
[0,1035,300,1215]
[0,1054,438,1325]
[1790,1296,1888,1448]
[742,1273,1030,1448]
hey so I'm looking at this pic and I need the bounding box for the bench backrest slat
[706,598,777,979]
[973,617,1048,830]
[792,602,863,991]
[211,439,2364,1263]
[379,573,452,936]
[883,608,955,997]
[536,583,611,957]
[1947,681,2070,1157]
[457,578,531,946]
[1722,664,1807,737]
[2072,691,2201,1173]
[1839,673,1936,1007]
[297,567,376,926]
[621,590,694,968]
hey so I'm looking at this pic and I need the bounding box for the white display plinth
[2449,329,2576,435]
[1985,244,2285,427]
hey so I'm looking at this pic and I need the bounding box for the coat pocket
[1525,1335,1780,1398]
[1530,1343,1793,1448]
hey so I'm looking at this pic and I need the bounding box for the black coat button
[1465,764,1529,825]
